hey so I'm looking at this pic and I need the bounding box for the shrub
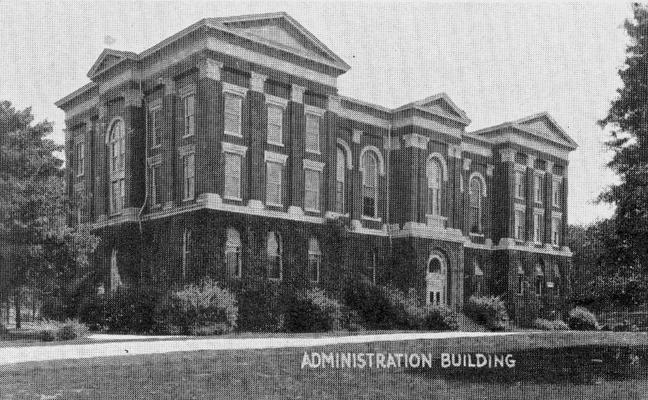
[343,278,416,330]
[164,279,238,335]
[0,323,7,334]
[464,296,509,331]
[533,318,570,331]
[305,288,346,331]
[57,319,89,340]
[567,307,599,331]
[228,278,282,332]
[76,293,106,331]
[423,306,459,331]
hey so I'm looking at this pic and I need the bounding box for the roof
[394,93,472,125]
[85,12,350,80]
[471,112,578,151]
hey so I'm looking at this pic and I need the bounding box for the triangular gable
[514,113,578,149]
[396,93,471,125]
[211,12,350,71]
[87,49,137,78]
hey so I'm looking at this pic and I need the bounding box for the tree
[598,4,648,271]
[0,101,66,328]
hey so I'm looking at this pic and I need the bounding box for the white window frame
[514,205,526,242]
[108,119,125,174]
[534,173,544,204]
[552,177,563,207]
[305,105,324,154]
[182,93,195,138]
[533,209,545,244]
[76,142,85,177]
[110,178,125,215]
[266,94,288,146]
[361,150,380,219]
[182,228,191,279]
[225,227,242,279]
[468,173,487,234]
[149,162,161,206]
[150,105,162,148]
[222,142,248,201]
[426,157,443,216]
[303,159,324,213]
[182,152,195,201]
[223,83,247,138]
[266,161,283,207]
[514,170,525,200]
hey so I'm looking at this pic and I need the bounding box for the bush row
[36,319,89,342]
[532,318,570,331]
[463,296,509,331]
[343,277,458,331]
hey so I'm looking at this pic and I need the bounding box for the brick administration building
[56,12,577,323]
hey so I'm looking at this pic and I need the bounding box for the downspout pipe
[137,76,148,283]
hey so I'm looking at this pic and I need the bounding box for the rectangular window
[224,94,242,136]
[151,108,162,147]
[304,169,320,211]
[534,175,543,204]
[183,153,195,200]
[518,274,524,295]
[266,161,283,206]
[533,213,543,243]
[305,114,320,153]
[111,178,124,214]
[224,152,242,200]
[514,210,525,241]
[553,181,561,207]
[552,217,561,246]
[536,276,544,296]
[76,142,84,176]
[150,164,161,206]
[515,171,524,199]
[267,105,283,145]
[183,95,195,137]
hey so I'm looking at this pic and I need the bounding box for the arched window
[308,237,321,283]
[267,232,282,280]
[362,151,379,218]
[225,228,242,278]
[553,263,561,297]
[426,253,447,306]
[426,158,443,216]
[109,119,125,173]
[336,147,346,213]
[469,176,483,233]
[428,258,442,274]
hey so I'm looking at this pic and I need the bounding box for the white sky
[0,1,634,225]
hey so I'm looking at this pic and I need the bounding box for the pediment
[421,98,464,120]
[514,113,577,149]
[212,12,350,71]
[87,49,137,78]
[396,93,471,125]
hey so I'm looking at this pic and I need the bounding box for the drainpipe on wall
[386,120,393,250]
[137,75,148,284]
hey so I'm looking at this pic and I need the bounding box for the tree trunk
[14,289,21,329]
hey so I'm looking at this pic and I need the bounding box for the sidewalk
[0,331,520,366]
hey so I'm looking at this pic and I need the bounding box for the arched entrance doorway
[426,252,448,306]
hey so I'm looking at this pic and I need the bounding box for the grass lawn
[1,332,647,399]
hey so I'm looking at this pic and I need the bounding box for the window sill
[76,173,85,178]
[182,134,194,139]
[224,131,243,138]
[151,144,161,150]
[223,196,243,202]
[361,216,382,222]
[305,149,321,156]
[266,202,284,208]
[469,232,484,237]
[182,197,195,202]
[267,141,284,147]
[109,212,122,217]
[268,277,282,282]
[515,196,525,201]
[305,208,321,213]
